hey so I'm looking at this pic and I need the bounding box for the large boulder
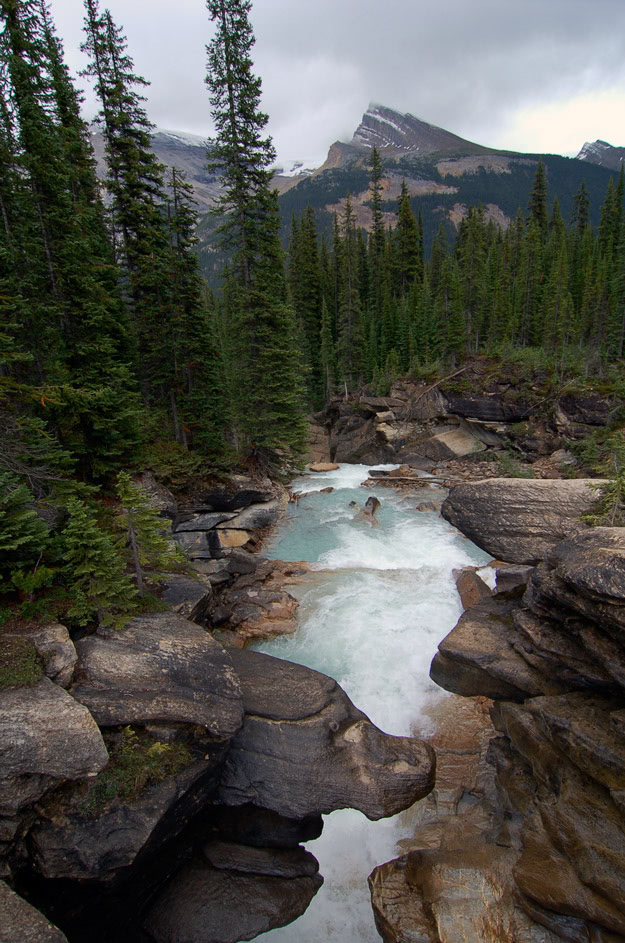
[417,426,486,462]
[430,596,567,702]
[70,613,243,736]
[0,679,108,822]
[218,650,435,821]
[143,843,323,943]
[4,623,77,689]
[0,881,68,942]
[29,758,224,881]
[442,478,605,564]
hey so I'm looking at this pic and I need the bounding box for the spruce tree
[0,471,49,589]
[1,0,140,480]
[337,194,365,390]
[528,157,549,243]
[61,497,136,628]
[205,0,306,458]
[393,180,420,295]
[116,472,183,595]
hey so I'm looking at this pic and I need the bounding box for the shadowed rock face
[441,478,605,564]
[219,650,436,821]
[421,527,625,942]
[143,849,323,943]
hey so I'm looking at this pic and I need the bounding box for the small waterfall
[253,465,490,942]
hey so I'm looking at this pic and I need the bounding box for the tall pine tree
[205,0,305,459]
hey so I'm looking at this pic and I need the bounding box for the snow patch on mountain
[271,157,318,178]
[153,128,210,148]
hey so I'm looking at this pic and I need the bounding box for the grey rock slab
[0,881,68,942]
[70,613,243,736]
[442,478,605,564]
[219,650,435,821]
[174,512,237,532]
[0,678,108,817]
[217,499,282,531]
[160,573,212,622]
[143,856,323,943]
[173,531,210,553]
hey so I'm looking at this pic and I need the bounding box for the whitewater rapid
[253,464,491,942]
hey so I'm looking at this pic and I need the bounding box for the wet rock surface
[406,526,625,942]
[219,649,436,820]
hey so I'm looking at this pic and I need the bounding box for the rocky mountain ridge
[577,139,625,171]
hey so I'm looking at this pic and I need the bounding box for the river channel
[253,464,491,943]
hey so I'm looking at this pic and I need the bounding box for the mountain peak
[349,104,486,156]
[577,139,625,172]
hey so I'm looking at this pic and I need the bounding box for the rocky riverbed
[0,472,436,943]
[371,477,625,943]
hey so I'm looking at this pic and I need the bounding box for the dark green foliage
[0,637,43,690]
[205,0,306,458]
[82,726,192,813]
[115,472,184,595]
[584,432,625,526]
[0,0,140,480]
[283,150,625,384]
[61,497,136,628]
[0,472,49,589]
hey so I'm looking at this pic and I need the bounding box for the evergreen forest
[1,0,624,631]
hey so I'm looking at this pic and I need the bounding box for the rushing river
[253,464,491,943]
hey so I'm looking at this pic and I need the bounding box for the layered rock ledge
[372,477,625,943]
[3,604,435,942]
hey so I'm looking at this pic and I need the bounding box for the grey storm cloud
[48,0,625,163]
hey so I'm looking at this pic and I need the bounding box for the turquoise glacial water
[253,464,491,943]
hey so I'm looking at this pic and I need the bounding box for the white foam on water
[254,465,491,942]
[291,463,399,494]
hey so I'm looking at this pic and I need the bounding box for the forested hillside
[1,0,624,633]
[286,149,625,408]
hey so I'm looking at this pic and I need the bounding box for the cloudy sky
[48,0,625,167]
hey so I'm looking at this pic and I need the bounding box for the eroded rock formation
[3,590,435,942]
[372,490,625,941]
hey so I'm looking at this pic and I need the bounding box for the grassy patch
[496,451,536,479]
[82,726,193,814]
[0,635,44,690]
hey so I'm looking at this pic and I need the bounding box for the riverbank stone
[442,478,605,564]
[70,612,243,736]
[218,650,435,820]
